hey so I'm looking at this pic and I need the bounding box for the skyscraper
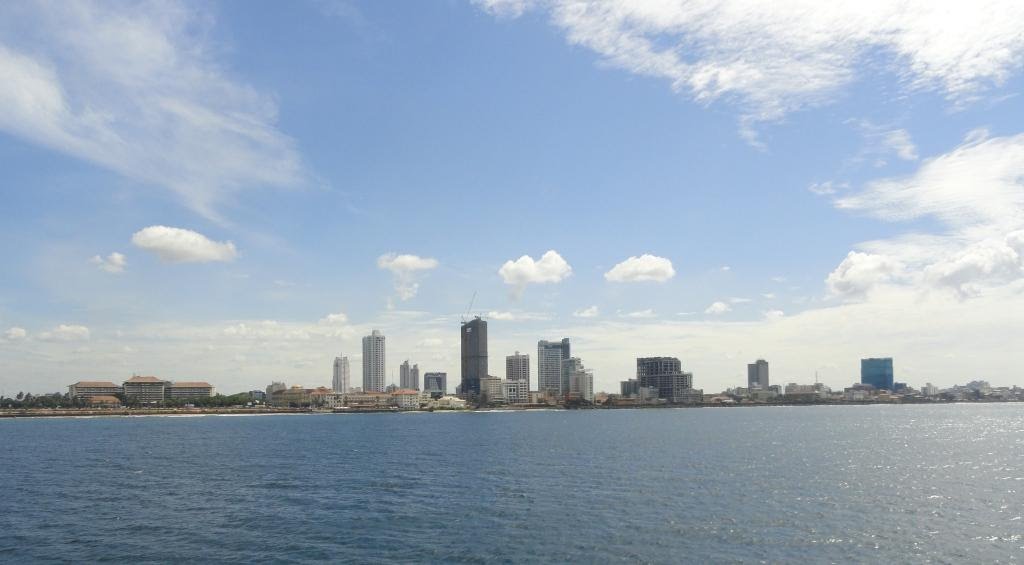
[460,317,487,398]
[537,338,570,396]
[332,355,350,393]
[506,351,530,386]
[637,357,695,403]
[861,357,894,390]
[565,357,593,402]
[747,359,769,390]
[362,330,386,393]
[400,360,420,390]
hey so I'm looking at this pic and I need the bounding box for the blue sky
[2,0,1024,394]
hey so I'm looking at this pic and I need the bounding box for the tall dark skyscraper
[861,357,894,390]
[460,317,488,398]
[747,359,769,390]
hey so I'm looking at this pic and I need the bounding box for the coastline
[1,398,1018,419]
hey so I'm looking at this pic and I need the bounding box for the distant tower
[400,360,420,390]
[537,338,570,395]
[460,317,487,398]
[747,359,769,390]
[506,351,530,387]
[332,355,350,393]
[861,357,894,390]
[424,372,447,396]
[362,330,386,393]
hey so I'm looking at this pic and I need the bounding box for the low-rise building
[271,385,313,407]
[504,379,530,404]
[86,395,122,408]
[166,381,215,399]
[480,376,505,404]
[342,391,391,409]
[123,376,169,403]
[391,389,421,409]
[433,395,467,409]
[68,381,122,400]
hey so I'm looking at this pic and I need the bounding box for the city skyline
[3,2,1024,395]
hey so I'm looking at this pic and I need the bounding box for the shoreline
[0,398,1019,419]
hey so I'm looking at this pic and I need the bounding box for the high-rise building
[460,317,487,398]
[861,357,894,390]
[636,357,696,403]
[362,330,386,393]
[399,360,420,390]
[333,355,350,393]
[537,338,570,395]
[424,372,447,396]
[747,359,769,390]
[506,351,530,385]
[122,376,170,403]
[565,357,594,402]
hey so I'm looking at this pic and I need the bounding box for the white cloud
[3,327,27,341]
[728,297,751,304]
[486,310,551,322]
[621,309,656,319]
[604,254,676,283]
[477,1,1024,138]
[90,252,126,273]
[0,2,305,219]
[832,131,1024,297]
[763,309,786,321]
[808,181,848,196]
[319,311,349,325]
[704,301,731,315]
[720,265,731,272]
[573,305,600,318]
[132,226,237,263]
[770,276,787,283]
[826,251,901,298]
[498,250,572,296]
[376,253,439,300]
[761,293,776,299]
[37,324,90,341]
[883,129,919,161]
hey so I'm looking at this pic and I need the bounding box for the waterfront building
[565,357,594,402]
[503,379,530,404]
[363,330,386,393]
[480,375,504,403]
[460,317,487,398]
[166,382,215,399]
[266,381,287,399]
[272,385,313,407]
[68,381,122,400]
[333,356,350,393]
[537,338,570,396]
[423,372,447,397]
[342,391,391,409]
[506,351,530,387]
[747,359,769,390]
[620,379,640,397]
[123,376,169,403]
[391,389,421,409]
[861,357,894,390]
[399,360,420,390]
[248,390,267,402]
[86,395,122,407]
[434,395,467,409]
[636,357,698,403]
[922,383,939,396]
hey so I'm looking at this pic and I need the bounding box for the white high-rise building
[362,330,386,393]
[566,357,594,402]
[538,339,570,396]
[333,355,350,393]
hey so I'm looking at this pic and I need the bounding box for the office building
[68,381,122,400]
[460,317,487,398]
[747,359,769,390]
[424,372,447,396]
[333,355,350,393]
[620,379,640,397]
[861,357,894,390]
[480,375,504,403]
[399,360,420,390]
[363,330,386,393]
[122,376,169,403]
[506,352,530,385]
[636,357,696,403]
[537,338,570,396]
[266,381,287,399]
[504,379,530,404]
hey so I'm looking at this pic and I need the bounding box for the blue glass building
[861,358,894,390]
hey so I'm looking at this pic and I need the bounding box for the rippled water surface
[2,404,1023,562]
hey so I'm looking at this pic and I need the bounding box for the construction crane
[462,291,477,323]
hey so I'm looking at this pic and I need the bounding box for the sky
[2,0,1024,395]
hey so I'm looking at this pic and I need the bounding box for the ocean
[2,404,1022,562]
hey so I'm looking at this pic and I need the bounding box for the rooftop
[124,376,165,383]
[168,382,213,388]
[73,381,118,388]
